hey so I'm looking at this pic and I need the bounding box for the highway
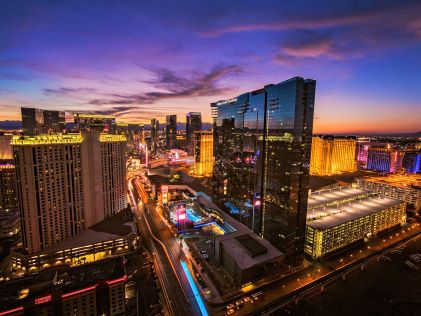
[128,178,207,316]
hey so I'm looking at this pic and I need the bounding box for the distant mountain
[0,120,213,131]
[0,120,21,130]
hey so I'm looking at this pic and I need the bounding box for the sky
[0,0,420,134]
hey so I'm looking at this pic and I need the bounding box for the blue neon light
[180,260,208,316]
[194,221,216,228]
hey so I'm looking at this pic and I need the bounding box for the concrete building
[0,162,20,238]
[0,132,14,159]
[367,145,403,173]
[0,257,127,316]
[356,173,421,213]
[193,131,213,176]
[305,192,406,259]
[12,132,127,254]
[310,136,357,175]
[11,208,137,274]
[215,231,284,285]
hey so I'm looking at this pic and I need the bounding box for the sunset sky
[0,0,420,133]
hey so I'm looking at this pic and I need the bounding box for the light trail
[180,260,208,316]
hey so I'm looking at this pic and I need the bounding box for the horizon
[1,1,421,134]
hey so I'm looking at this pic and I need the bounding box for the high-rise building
[367,145,403,173]
[310,136,357,175]
[166,115,177,149]
[12,131,127,254]
[74,113,116,133]
[193,131,213,176]
[402,150,421,174]
[0,162,18,213]
[151,118,160,153]
[212,77,316,263]
[186,112,202,154]
[21,107,65,136]
[0,132,13,159]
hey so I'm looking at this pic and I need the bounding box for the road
[214,223,421,316]
[128,178,207,316]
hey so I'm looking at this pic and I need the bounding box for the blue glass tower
[212,77,316,263]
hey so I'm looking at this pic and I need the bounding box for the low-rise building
[305,194,406,259]
[10,208,138,274]
[215,231,284,286]
[0,257,127,316]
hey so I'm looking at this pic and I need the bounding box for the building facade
[12,132,127,254]
[0,258,127,316]
[310,136,356,175]
[186,112,202,154]
[193,131,214,176]
[0,162,20,238]
[402,150,421,174]
[305,195,406,259]
[166,115,177,149]
[367,145,403,173]
[212,77,316,263]
[0,132,14,159]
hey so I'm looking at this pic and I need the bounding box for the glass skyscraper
[21,107,65,136]
[166,115,177,149]
[212,77,316,263]
[186,112,202,154]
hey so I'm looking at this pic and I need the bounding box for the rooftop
[11,134,83,145]
[76,113,115,119]
[0,257,124,311]
[99,133,127,142]
[218,232,283,270]
[235,234,267,257]
[360,173,421,190]
[308,187,371,209]
[43,208,135,252]
[307,196,404,231]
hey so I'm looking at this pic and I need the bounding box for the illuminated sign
[216,98,237,106]
[177,205,187,222]
[253,192,262,208]
[35,294,52,305]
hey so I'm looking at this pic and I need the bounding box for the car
[235,299,244,308]
[226,309,235,315]
[226,303,235,310]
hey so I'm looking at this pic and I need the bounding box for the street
[128,178,208,316]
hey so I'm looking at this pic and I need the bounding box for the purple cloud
[89,64,242,106]
[43,87,97,96]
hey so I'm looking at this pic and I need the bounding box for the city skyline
[1,1,421,134]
